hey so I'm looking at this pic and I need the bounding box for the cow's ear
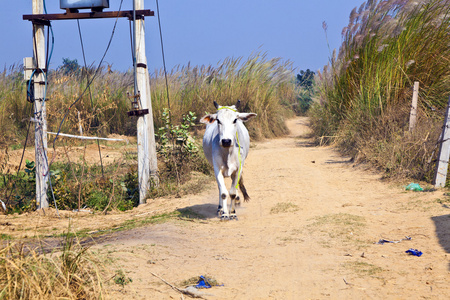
[200,114,217,124]
[237,113,257,122]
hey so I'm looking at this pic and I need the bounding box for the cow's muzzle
[221,139,232,147]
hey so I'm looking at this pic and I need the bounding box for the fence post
[434,95,450,187]
[409,81,419,131]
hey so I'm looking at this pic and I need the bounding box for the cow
[200,100,257,220]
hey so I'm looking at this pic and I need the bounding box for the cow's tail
[239,176,250,202]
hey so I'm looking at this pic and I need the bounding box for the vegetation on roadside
[0,52,297,147]
[0,52,299,213]
[0,229,106,299]
[310,0,450,182]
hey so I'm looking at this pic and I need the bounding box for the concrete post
[134,0,158,204]
[33,0,49,209]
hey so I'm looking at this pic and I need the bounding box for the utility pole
[434,95,450,188]
[32,0,49,209]
[24,2,157,207]
[134,0,158,204]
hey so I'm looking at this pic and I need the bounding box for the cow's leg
[215,169,230,219]
[229,172,240,220]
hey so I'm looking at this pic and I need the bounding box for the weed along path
[2,117,450,299]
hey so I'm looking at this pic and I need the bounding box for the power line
[76,18,105,177]
[49,0,124,167]
[155,0,171,111]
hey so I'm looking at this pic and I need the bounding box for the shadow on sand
[177,203,219,220]
[431,213,450,270]
[325,157,354,164]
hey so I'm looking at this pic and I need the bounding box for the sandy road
[93,117,450,299]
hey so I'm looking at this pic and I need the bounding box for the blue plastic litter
[195,276,212,289]
[405,248,423,257]
[195,275,223,289]
[405,183,423,191]
[377,236,411,244]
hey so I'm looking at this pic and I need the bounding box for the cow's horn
[214,101,220,109]
[235,100,241,109]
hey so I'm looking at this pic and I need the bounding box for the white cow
[200,100,257,220]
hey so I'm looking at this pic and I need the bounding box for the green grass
[113,269,132,287]
[0,234,12,240]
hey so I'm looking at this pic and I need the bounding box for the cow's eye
[233,119,237,124]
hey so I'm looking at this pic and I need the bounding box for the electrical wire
[76,19,105,177]
[49,0,124,166]
[3,104,34,208]
[128,20,135,68]
[41,1,60,216]
[132,0,138,95]
[129,4,143,109]
[10,0,122,214]
[155,0,171,112]
[155,0,181,186]
[17,0,125,213]
[22,0,58,215]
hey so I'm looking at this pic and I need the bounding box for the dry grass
[310,0,450,182]
[0,53,296,148]
[0,232,106,299]
[0,53,297,212]
[306,213,366,246]
[342,261,384,277]
[270,202,299,214]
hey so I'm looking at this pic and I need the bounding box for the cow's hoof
[220,214,230,221]
[217,208,224,217]
[230,214,238,220]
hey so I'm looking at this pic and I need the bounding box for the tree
[60,57,80,75]
[296,69,315,114]
[296,69,315,91]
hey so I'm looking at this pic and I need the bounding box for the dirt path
[94,117,450,299]
[2,117,450,299]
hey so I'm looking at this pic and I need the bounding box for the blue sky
[1,0,365,75]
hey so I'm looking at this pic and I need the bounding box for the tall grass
[0,65,30,146]
[0,52,296,148]
[0,53,297,211]
[311,0,450,180]
[0,232,105,299]
[150,52,296,139]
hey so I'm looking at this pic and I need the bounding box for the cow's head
[200,100,257,148]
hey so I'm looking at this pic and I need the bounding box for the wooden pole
[33,0,49,209]
[409,81,419,132]
[434,95,450,187]
[134,0,158,204]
